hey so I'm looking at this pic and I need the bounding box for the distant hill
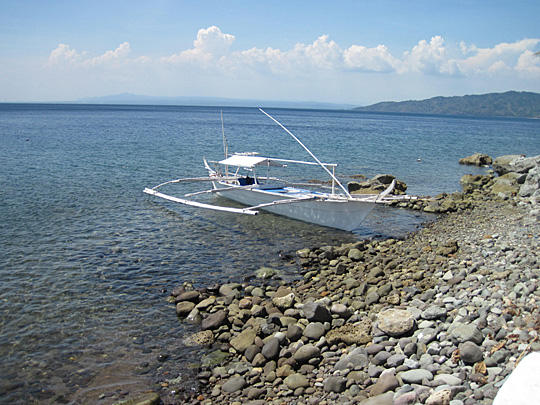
[353,91,540,119]
[76,93,355,110]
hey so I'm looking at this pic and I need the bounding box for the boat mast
[221,110,229,176]
[259,108,351,198]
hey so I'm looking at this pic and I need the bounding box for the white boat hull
[213,182,375,231]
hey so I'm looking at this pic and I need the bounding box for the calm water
[0,104,538,403]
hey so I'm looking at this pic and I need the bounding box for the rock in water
[459,152,492,166]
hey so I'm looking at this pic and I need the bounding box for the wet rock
[201,350,229,368]
[176,301,196,316]
[201,310,228,330]
[255,267,279,279]
[182,330,214,347]
[175,290,200,303]
[117,392,161,405]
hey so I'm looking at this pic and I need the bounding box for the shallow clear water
[0,104,538,402]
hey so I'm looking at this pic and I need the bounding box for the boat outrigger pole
[259,108,352,198]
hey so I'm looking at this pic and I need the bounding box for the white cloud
[37,27,540,103]
[516,50,540,75]
[458,38,540,74]
[192,26,235,56]
[85,42,131,66]
[402,36,461,76]
[343,44,400,73]
[161,26,235,66]
[47,44,83,65]
[45,28,540,80]
[47,42,131,67]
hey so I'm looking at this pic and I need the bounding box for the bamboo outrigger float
[143,109,398,231]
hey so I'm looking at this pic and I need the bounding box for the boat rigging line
[258,108,352,198]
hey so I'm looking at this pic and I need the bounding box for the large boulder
[459,152,492,166]
[492,154,525,175]
[491,173,522,198]
[519,166,540,198]
[460,174,493,191]
[493,154,540,175]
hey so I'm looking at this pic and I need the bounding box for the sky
[1,0,539,105]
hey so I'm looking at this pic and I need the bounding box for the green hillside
[353,91,540,119]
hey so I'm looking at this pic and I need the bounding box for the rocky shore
[147,155,539,405]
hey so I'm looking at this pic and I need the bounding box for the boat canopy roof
[218,155,285,168]
[218,154,338,169]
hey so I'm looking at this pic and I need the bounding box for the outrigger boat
[144,109,397,231]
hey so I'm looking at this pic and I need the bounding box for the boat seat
[238,177,255,186]
[257,182,287,190]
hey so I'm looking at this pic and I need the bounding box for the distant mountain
[353,91,540,119]
[75,93,355,110]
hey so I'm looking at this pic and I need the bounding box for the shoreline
[149,182,540,404]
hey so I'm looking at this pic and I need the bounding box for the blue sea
[0,104,538,403]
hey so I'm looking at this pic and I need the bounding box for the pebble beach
[141,156,540,405]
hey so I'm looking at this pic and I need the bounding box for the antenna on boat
[259,108,352,198]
